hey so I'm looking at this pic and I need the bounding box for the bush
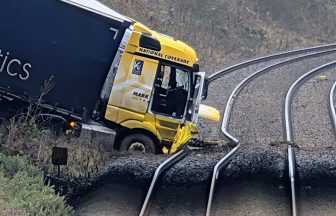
[0,152,72,216]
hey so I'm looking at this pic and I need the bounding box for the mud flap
[162,123,198,154]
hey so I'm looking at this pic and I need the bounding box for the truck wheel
[120,133,156,154]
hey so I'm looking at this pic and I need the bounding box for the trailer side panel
[0,0,131,116]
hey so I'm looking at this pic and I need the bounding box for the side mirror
[193,64,200,72]
[202,78,209,100]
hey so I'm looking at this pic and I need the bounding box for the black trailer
[0,0,131,118]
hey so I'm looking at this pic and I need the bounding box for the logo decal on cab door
[132,59,144,75]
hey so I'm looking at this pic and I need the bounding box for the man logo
[133,59,144,75]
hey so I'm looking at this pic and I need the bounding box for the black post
[57,165,61,177]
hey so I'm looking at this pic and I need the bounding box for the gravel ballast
[200,52,319,141]
[292,67,336,149]
[228,52,336,145]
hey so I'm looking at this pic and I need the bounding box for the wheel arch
[115,127,161,152]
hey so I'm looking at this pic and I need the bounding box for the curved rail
[222,49,336,144]
[329,81,336,133]
[208,43,336,83]
[284,61,336,216]
[284,61,336,141]
[139,149,189,216]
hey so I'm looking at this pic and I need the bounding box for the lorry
[0,0,220,154]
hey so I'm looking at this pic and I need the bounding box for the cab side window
[152,64,189,118]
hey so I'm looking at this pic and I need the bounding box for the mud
[213,177,291,216]
[300,186,336,216]
[74,183,143,216]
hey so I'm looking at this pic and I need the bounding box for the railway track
[330,81,336,133]
[76,43,336,216]
[139,150,189,216]
[208,47,336,216]
[285,62,336,215]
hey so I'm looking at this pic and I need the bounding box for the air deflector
[140,34,162,51]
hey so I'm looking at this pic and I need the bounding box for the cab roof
[133,22,198,68]
[61,0,130,22]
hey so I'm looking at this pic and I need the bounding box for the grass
[0,149,72,216]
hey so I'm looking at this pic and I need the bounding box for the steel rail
[284,61,336,216]
[208,43,336,83]
[139,149,188,216]
[206,144,240,216]
[288,145,298,216]
[222,49,336,144]
[284,61,336,141]
[207,49,336,216]
[329,81,336,134]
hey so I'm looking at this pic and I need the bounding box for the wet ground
[75,183,143,216]
[75,178,291,216]
[300,185,336,216]
[213,178,290,216]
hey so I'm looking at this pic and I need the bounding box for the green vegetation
[0,149,72,216]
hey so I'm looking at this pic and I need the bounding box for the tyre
[119,133,156,154]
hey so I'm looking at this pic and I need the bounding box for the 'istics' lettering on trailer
[0,49,32,81]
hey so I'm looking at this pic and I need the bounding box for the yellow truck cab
[102,21,219,153]
[0,0,219,154]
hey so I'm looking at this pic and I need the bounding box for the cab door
[106,53,158,123]
[191,72,205,124]
[120,56,158,113]
[150,64,190,142]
